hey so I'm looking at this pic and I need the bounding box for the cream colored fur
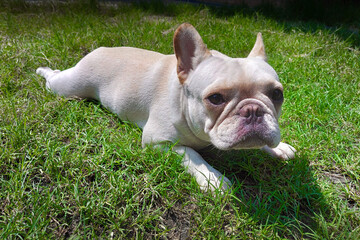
[37,23,295,191]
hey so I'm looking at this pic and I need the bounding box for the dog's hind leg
[36,67,61,89]
[36,66,96,99]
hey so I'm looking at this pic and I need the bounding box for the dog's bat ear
[173,23,211,84]
[248,33,267,61]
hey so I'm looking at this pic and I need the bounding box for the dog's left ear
[248,33,267,61]
[174,23,211,84]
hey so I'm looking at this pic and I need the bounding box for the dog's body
[37,23,295,191]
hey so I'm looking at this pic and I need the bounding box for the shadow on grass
[132,0,360,47]
[2,0,359,46]
[67,99,326,237]
[200,148,327,238]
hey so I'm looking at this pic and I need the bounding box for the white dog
[37,23,295,191]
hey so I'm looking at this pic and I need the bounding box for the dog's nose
[239,104,263,124]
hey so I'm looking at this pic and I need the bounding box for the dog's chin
[212,137,276,151]
[233,135,280,150]
[210,128,281,151]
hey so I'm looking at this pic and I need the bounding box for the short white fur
[37,23,296,191]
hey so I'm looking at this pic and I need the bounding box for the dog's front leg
[173,146,232,192]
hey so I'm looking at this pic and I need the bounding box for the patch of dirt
[159,200,197,239]
[142,15,173,24]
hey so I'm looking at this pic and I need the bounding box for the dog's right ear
[174,23,211,84]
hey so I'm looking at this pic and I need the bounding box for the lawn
[0,1,359,239]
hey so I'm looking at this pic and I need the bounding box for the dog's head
[174,23,283,150]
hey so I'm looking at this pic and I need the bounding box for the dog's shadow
[199,147,327,237]
[81,99,325,236]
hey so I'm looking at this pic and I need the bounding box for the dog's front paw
[195,171,232,192]
[262,142,296,160]
[173,145,232,193]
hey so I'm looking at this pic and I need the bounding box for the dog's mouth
[233,126,279,149]
[218,130,277,150]
[210,111,281,150]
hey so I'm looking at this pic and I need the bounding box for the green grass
[1,1,359,239]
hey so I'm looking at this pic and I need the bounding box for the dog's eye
[272,89,283,102]
[207,94,225,105]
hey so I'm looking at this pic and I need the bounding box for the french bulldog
[36,23,295,191]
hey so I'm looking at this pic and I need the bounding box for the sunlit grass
[1,1,359,239]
